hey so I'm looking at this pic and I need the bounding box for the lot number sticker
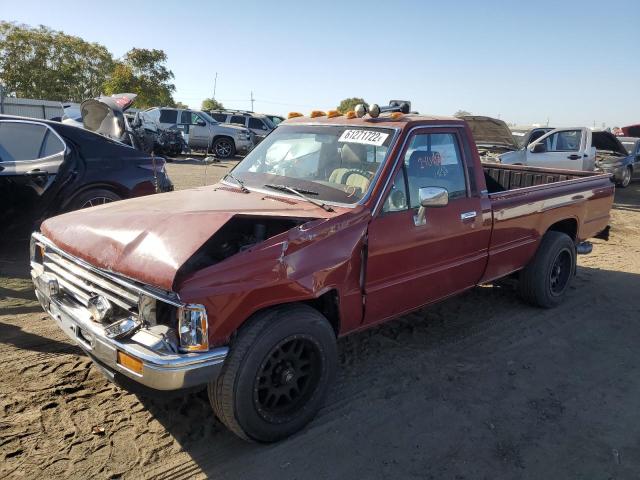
[339,129,389,146]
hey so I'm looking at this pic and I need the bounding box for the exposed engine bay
[178,215,311,277]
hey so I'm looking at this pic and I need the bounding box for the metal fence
[0,97,64,120]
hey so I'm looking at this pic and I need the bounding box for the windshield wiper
[224,172,250,193]
[263,184,334,212]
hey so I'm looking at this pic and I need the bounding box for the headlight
[178,304,209,352]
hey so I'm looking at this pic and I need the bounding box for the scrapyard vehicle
[510,126,554,148]
[0,114,173,237]
[144,107,254,159]
[499,127,630,177]
[460,115,519,163]
[31,101,614,442]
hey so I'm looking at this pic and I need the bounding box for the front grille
[42,250,139,314]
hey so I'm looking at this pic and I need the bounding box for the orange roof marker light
[288,112,303,119]
[345,110,357,119]
[327,110,342,118]
[310,110,326,118]
[390,112,404,120]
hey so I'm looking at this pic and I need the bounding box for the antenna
[250,91,255,112]
[213,72,218,100]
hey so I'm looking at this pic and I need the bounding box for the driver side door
[363,128,491,324]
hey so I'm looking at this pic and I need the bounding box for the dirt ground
[1,162,640,479]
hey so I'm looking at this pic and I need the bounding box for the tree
[337,97,367,114]
[0,21,114,101]
[174,101,189,109]
[103,48,175,108]
[453,110,472,118]
[201,98,224,111]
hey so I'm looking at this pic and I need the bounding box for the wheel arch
[59,182,129,212]
[546,217,578,243]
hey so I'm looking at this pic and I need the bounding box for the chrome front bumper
[33,275,228,391]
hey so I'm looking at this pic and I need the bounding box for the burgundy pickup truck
[31,103,614,442]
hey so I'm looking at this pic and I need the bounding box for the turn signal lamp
[310,110,326,118]
[327,110,341,118]
[390,112,404,120]
[117,351,143,375]
[288,112,303,119]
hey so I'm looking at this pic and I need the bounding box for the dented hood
[40,185,341,291]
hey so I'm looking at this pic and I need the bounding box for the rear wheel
[67,189,121,211]
[209,304,337,442]
[518,231,576,308]
[211,137,236,159]
[617,166,632,188]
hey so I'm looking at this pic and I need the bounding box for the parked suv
[209,110,276,143]
[145,107,254,159]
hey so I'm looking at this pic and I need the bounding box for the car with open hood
[31,102,613,442]
[500,127,629,181]
[460,115,519,163]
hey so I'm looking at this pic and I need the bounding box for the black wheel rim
[253,335,322,421]
[215,140,232,157]
[550,249,572,295]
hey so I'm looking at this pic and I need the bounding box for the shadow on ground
[132,265,640,480]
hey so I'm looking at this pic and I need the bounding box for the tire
[617,166,632,188]
[211,137,236,159]
[518,231,576,308]
[209,304,337,442]
[67,189,122,211]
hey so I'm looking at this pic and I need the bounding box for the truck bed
[479,163,614,283]
[482,163,607,193]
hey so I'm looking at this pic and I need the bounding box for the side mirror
[531,142,546,153]
[196,119,206,127]
[415,187,448,226]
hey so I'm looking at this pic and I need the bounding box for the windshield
[510,129,528,148]
[621,141,637,154]
[198,111,218,124]
[230,124,395,204]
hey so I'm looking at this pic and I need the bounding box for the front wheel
[518,231,576,308]
[617,166,632,188]
[211,137,236,159]
[209,304,337,442]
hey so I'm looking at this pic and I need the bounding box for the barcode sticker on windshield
[339,130,389,146]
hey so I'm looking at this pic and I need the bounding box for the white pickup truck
[499,127,628,173]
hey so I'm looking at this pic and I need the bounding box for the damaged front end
[30,232,228,390]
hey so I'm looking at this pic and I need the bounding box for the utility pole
[250,91,255,112]
[0,84,4,114]
[213,72,218,100]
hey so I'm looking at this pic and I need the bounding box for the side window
[544,130,582,152]
[0,122,47,161]
[230,115,246,126]
[159,109,178,124]
[382,167,409,213]
[528,130,547,145]
[249,118,267,130]
[404,132,467,206]
[211,113,227,122]
[40,130,65,157]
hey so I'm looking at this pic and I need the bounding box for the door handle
[567,154,581,160]
[460,211,477,221]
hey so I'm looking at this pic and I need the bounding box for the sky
[3,0,639,127]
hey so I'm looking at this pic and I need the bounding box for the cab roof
[282,113,464,131]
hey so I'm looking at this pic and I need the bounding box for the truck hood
[461,115,519,151]
[40,185,341,291]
